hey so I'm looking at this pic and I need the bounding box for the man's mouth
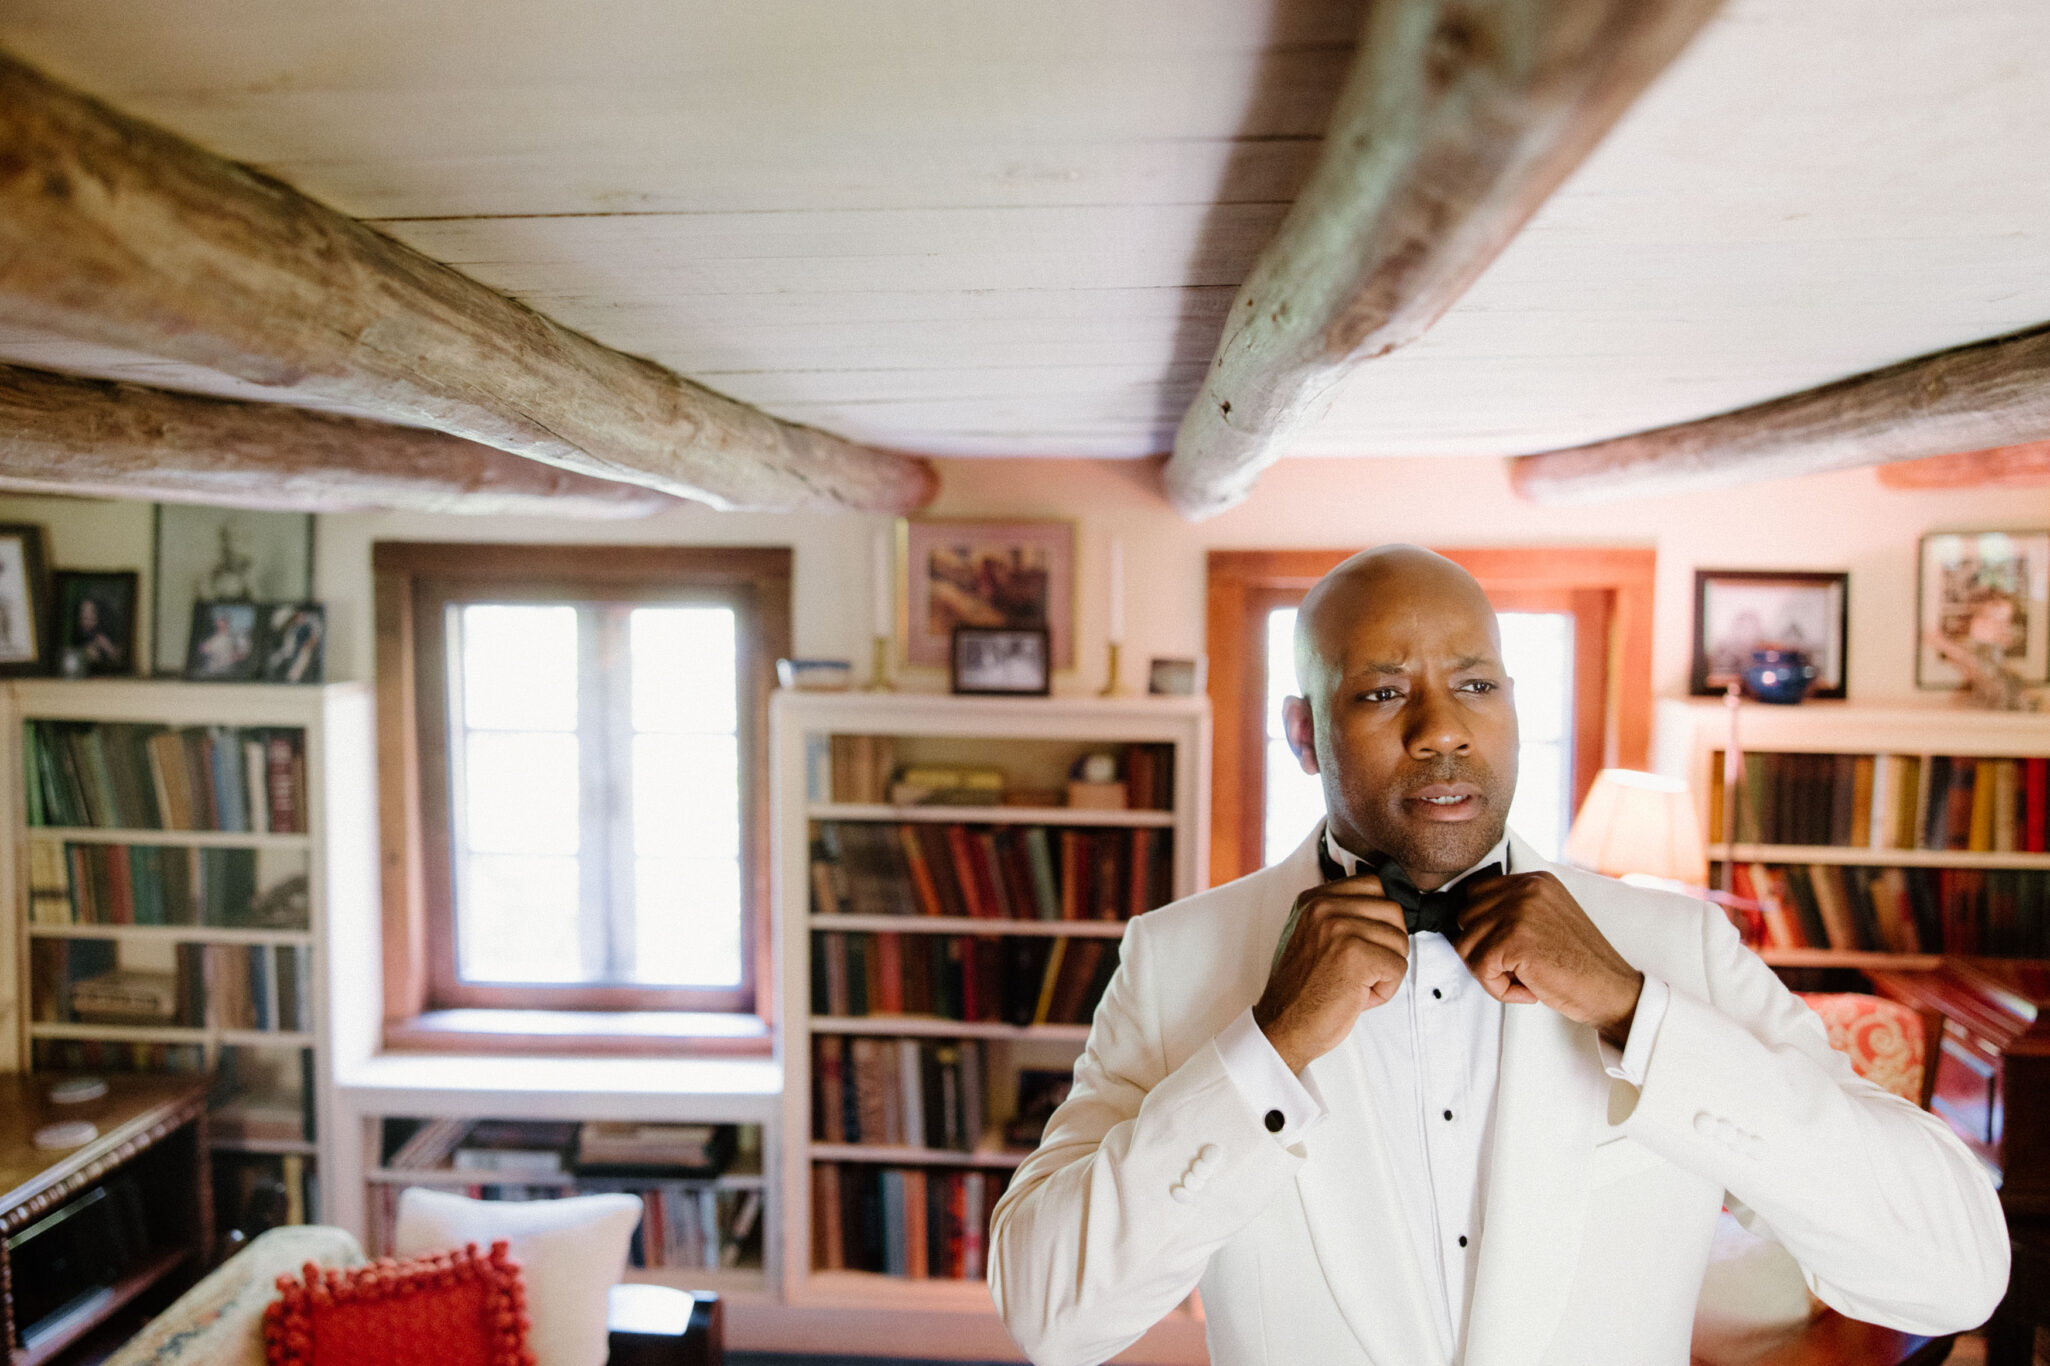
[1406,782,1484,821]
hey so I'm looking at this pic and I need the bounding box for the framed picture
[900,518,1073,670]
[950,626,1051,697]
[1918,531,2050,689]
[0,524,52,675]
[259,603,327,684]
[1690,569,1849,699]
[152,505,313,675]
[184,601,264,682]
[53,571,139,677]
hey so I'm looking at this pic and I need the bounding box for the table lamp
[1564,768,1708,890]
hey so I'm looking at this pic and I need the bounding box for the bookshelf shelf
[807,914,1127,938]
[774,689,1208,1337]
[25,827,313,850]
[811,1015,1092,1042]
[27,924,314,946]
[808,802,1176,828]
[1712,844,2050,870]
[27,1022,317,1047]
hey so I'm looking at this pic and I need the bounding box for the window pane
[458,854,582,982]
[633,733,739,860]
[462,605,577,731]
[633,857,742,985]
[633,607,737,734]
[463,732,579,855]
[1499,613,1571,744]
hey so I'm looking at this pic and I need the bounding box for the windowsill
[382,1008,773,1057]
[336,1040,782,1120]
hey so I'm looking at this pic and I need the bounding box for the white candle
[872,529,892,638]
[1107,537,1126,645]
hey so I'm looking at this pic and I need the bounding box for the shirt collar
[1322,823,1512,888]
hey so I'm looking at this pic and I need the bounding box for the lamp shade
[1564,768,1707,885]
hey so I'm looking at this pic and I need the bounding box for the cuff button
[1264,1109,1285,1133]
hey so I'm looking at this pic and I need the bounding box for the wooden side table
[0,1073,211,1366]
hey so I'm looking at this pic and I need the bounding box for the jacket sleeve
[1617,903,2009,1334]
[987,916,1307,1366]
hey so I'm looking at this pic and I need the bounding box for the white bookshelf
[770,690,1211,1362]
[2,679,377,1230]
[1655,698,2050,967]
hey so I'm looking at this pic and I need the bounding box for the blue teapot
[1742,648,1817,704]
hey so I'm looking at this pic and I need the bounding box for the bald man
[989,546,2006,1366]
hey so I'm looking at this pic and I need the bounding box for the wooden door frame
[1205,547,1656,886]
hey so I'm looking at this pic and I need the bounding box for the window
[1207,548,1655,885]
[374,543,790,1039]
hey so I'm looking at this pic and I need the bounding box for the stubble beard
[1326,756,1514,877]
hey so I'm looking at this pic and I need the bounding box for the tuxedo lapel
[1266,824,1445,1365]
[1461,837,1607,1366]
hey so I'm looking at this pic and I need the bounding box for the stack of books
[25,721,308,834]
[1714,750,2050,851]
[810,931,1117,1027]
[810,821,1172,921]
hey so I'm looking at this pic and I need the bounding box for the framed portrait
[1917,531,2050,689]
[53,571,139,677]
[950,626,1051,697]
[259,603,327,684]
[152,505,313,675]
[184,600,264,682]
[899,518,1073,670]
[1690,570,1849,699]
[0,524,52,675]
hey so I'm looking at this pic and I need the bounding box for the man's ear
[1281,696,1320,775]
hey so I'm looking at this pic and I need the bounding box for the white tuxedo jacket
[989,828,2008,1366]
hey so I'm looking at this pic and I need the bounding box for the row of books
[1732,862,2050,956]
[24,720,308,833]
[811,931,1118,1027]
[812,821,1172,922]
[382,1118,737,1178]
[31,1037,205,1072]
[30,939,313,1032]
[363,1181,762,1272]
[1712,751,2050,852]
[811,1162,1004,1280]
[812,1036,990,1152]
[28,842,297,930]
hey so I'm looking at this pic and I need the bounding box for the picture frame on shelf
[899,517,1073,670]
[259,603,327,684]
[1916,531,2050,690]
[949,625,1051,696]
[183,600,264,681]
[152,504,314,675]
[53,570,139,677]
[1689,569,1848,699]
[0,523,52,675]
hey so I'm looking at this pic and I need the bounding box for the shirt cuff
[1215,1007,1328,1145]
[1597,972,1669,1086]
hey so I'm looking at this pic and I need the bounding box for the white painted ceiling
[0,0,2044,461]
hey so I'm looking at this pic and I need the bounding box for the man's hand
[1254,876,1408,1074]
[1453,872,1643,1047]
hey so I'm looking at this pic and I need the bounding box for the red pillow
[263,1241,535,1366]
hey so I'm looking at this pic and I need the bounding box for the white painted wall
[5,457,2047,705]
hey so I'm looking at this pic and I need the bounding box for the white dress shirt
[1215,827,1670,1361]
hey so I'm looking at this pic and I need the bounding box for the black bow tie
[1317,842,1502,938]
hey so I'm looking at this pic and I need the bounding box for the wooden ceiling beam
[0,363,678,516]
[1162,0,1724,519]
[1509,323,2050,503]
[0,51,937,514]
[1877,440,2050,491]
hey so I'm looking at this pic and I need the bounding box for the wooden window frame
[374,542,789,1048]
[1205,547,1655,886]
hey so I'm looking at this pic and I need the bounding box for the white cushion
[393,1187,642,1366]
[1690,1210,1824,1366]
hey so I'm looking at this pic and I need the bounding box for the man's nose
[1404,686,1474,758]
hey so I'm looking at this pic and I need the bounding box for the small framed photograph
[1690,570,1848,698]
[183,601,263,682]
[0,524,52,675]
[259,603,326,684]
[1147,656,1207,696]
[950,626,1051,697]
[900,518,1073,670]
[1918,531,2050,689]
[152,505,313,675]
[53,571,139,677]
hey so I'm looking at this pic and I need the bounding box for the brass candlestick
[1098,641,1129,697]
[866,634,895,692]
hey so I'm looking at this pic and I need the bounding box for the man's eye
[1460,679,1498,694]
[1358,687,1401,703]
